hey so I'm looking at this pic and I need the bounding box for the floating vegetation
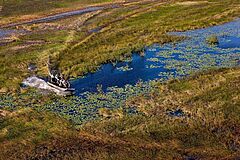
[146,65,162,69]
[116,64,133,72]
[206,35,219,45]
[146,58,160,62]
[0,81,153,126]
[158,71,176,79]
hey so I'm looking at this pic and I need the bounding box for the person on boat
[66,80,70,88]
[59,79,65,87]
[49,73,54,83]
[52,73,59,85]
[58,74,64,87]
[47,60,71,88]
[62,79,70,88]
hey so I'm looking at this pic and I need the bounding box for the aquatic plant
[0,80,152,125]
[146,58,160,62]
[116,64,133,72]
[206,35,219,45]
[146,65,162,69]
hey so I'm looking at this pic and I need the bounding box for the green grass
[1,68,239,159]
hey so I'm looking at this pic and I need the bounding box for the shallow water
[0,29,14,38]
[72,19,240,96]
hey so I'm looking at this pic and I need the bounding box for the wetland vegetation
[1,0,239,91]
[0,0,240,159]
[1,68,240,159]
[206,35,219,45]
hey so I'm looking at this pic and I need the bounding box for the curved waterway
[0,28,27,39]
[0,6,106,40]
[72,19,240,96]
[0,5,117,39]
[0,4,109,42]
[3,7,104,28]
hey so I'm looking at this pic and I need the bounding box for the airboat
[47,61,75,94]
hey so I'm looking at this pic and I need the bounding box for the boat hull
[47,82,75,92]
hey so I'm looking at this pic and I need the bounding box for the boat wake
[22,76,74,96]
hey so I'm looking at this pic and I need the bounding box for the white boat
[47,82,75,92]
[46,59,75,95]
[23,76,75,96]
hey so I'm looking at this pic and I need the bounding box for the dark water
[167,109,185,117]
[71,53,176,95]
[218,36,240,49]
[72,19,240,96]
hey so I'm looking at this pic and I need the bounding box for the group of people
[47,58,71,89]
[49,71,70,88]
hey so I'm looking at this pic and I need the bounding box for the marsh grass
[1,0,239,91]
[83,67,240,158]
[0,30,72,91]
[1,68,239,159]
[0,108,76,157]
